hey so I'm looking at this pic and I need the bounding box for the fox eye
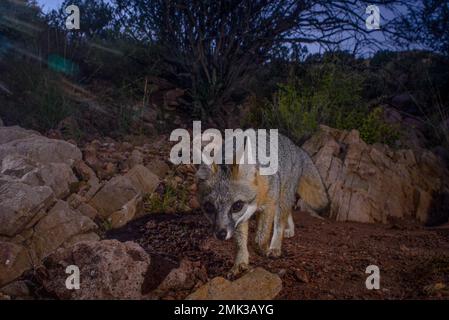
[203,201,216,214]
[231,200,244,213]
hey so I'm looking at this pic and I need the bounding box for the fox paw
[266,248,282,259]
[226,263,249,280]
[284,229,295,238]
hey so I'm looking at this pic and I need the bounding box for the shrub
[359,107,400,145]
[250,62,400,146]
[253,63,361,142]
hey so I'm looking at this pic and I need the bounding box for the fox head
[195,163,259,240]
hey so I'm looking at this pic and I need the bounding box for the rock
[126,164,159,194]
[187,268,282,300]
[0,182,54,237]
[156,259,207,294]
[294,269,309,283]
[73,160,98,183]
[32,163,78,199]
[83,179,102,201]
[146,159,170,179]
[109,195,142,229]
[120,142,133,152]
[89,175,140,218]
[83,145,101,172]
[41,240,151,299]
[189,197,200,210]
[30,200,98,262]
[302,125,449,224]
[0,134,82,165]
[0,126,39,144]
[0,280,30,298]
[76,202,98,220]
[0,242,31,287]
[1,154,36,178]
[98,162,117,180]
[62,232,100,248]
[128,150,144,168]
[72,160,100,201]
[67,193,86,209]
[90,164,159,219]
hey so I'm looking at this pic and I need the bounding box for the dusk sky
[35,0,406,55]
[36,0,64,12]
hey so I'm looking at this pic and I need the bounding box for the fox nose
[215,229,227,241]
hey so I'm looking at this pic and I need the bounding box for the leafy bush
[358,107,400,145]
[144,176,189,214]
[250,62,400,146]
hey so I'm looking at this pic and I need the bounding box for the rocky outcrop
[40,240,151,300]
[186,268,282,300]
[302,125,449,225]
[0,126,98,288]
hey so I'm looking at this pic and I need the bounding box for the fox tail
[297,151,329,213]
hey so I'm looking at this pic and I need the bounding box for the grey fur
[196,133,329,275]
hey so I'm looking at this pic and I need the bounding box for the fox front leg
[255,203,276,257]
[267,208,288,258]
[227,221,249,279]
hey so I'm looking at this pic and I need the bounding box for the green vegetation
[143,177,189,214]
[0,1,447,151]
[250,61,400,146]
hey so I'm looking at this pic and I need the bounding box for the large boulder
[0,128,81,165]
[0,126,39,144]
[187,268,282,300]
[1,154,36,178]
[40,240,151,300]
[302,125,449,225]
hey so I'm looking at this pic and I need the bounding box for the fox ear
[232,163,257,182]
[196,163,218,181]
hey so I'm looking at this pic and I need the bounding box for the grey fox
[195,133,329,277]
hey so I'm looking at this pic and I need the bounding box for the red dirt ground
[106,210,449,300]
